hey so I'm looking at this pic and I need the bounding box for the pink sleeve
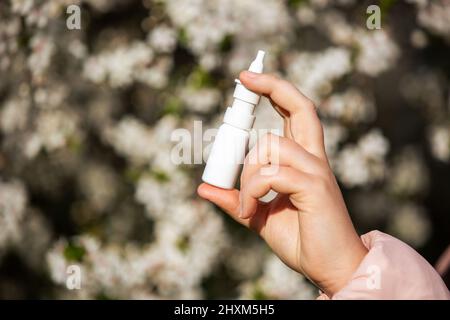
[317,230,450,300]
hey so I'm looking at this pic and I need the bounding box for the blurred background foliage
[0,0,449,299]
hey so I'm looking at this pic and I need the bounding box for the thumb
[197,183,249,226]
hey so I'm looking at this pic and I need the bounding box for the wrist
[322,239,369,297]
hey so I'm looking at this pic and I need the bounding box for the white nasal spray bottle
[202,50,265,189]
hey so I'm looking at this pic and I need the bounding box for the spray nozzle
[248,50,265,73]
[231,49,266,116]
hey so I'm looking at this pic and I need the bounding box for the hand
[198,71,368,297]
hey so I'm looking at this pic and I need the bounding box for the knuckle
[320,163,335,181]
[239,179,248,194]
[311,175,331,194]
[276,79,294,92]
[316,159,330,173]
[243,151,252,165]
[258,133,272,160]
[246,143,260,165]
[305,99,316,111]
[240,169,246,185]
[260,164,278,178]
[260,132,273,144]
[241,159,252,183]
[266,73,280,82]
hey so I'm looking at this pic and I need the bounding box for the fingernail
[242,70,258,78]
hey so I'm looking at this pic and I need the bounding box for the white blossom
[321,88,375,124]
[320,10,354,46]
[287,48,352,102]
[135,170,191,219]
[335,130,389,187]
[180,87,221,113]
[1,0,446,299]
[239,255,315,300]
[24,109,80,158]
[296,6,316,26]
[410,29,429,48]
[323,121,348,159]
[387,203,431,248]
[0,96,30,134]
[429,125,450,162]
[136,56,173,89]
[354,29,400,77]
[28,34,55,79]
[417,0,450,42]
[387,147,429,197]
[78,163,118,213]
[83,42,154,88]
[104,116,155,164]
[0,180,28,253]
[148,25,177,53]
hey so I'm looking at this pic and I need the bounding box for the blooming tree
[0,0,449,299]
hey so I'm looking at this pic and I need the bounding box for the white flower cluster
[25,109,81,158]
[104,115,182,168]
[387,203,431,247]
[416,0,450,42]
[0,94,30,134]
[334,130,389,187]
[85,41,174,89]
[135,170,191,219]
[148,25,178,54]
[307,7,400,77]
[354,29,400,77]
[179,87,221,113]
[287,48,351,102]
[429,126,450,162]
[103,116,156,164]
[28,34,55,80]
[47,199,226,299]
[0,14,21,71]
[239,255,315,300]
[387,147,429,197]
[322,122,348,158]
[321,88,375,124]
[0,0,447,299]
[83,42,155,88]
[384,147,432,247]
[0,179,50,268]
[0,180,27,253]
[165,0,290,58]
[78,163,118,213]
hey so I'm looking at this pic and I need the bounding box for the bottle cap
[224,106,256,130]
[232,50,265,105]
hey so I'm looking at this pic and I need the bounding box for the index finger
[239,71,326,159]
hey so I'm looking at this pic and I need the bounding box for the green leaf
[188,67,213,89]
[178,28,188,46]
[124,167,142,183]
[176,235,190,253]
[287,0,308,9]
[380,0,397,15]
[252,285,270,300]
[151,169,170,183]
[219,34,233,53]
[64,243,86,262]
[162,96,183,116]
